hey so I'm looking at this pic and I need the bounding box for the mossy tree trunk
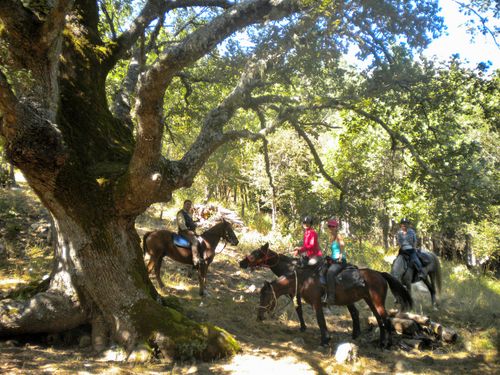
[0,0,305,359]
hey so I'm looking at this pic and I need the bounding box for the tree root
[0,290,88,336]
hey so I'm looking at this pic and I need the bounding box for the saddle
[417,250,432,266]
[399,250,431,267]
[335,264,365,290]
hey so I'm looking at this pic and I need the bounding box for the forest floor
[0,186,498,374]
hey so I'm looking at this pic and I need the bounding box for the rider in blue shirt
[397,218,425,280]
[322,218,346,305]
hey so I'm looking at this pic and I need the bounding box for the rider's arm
[177,212,188,231]
[409,229,417,249]
[304,230,317,250]
[338,234,345,260]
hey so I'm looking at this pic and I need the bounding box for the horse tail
[143,231,152,256]
[380,272,413,311]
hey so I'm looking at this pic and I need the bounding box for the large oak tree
[0,0,442,360]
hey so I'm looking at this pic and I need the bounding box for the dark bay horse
[143,219,239,295]
[239,242,297,276]
[391,250,442,309]
[246,244,412,347]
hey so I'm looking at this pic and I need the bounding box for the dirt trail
[1,246,498,374]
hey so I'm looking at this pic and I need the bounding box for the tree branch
[117,0,302,214]
[453,0,499,47]
[328,99,442,179]
[104,0,235,68]
[288,117,344,192]
[99,0,117,39]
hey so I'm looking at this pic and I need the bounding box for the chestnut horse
[143,219,238,295]
[246,244,413,347]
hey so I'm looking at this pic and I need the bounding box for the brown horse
[250,244,413,347]
[143,219,239,295]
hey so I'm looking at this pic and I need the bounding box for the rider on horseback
[293,215,323,266]
[322,218,346,304]
[177,200,202,267]
[397,218,426,280]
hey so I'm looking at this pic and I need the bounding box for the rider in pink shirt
[294,216,322,259]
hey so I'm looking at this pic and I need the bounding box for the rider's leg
[320,263,329,303]
[409,249,425,279]
[185,231,200,266]
[326,263,342,305]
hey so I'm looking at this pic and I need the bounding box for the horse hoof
[300,326,307,332]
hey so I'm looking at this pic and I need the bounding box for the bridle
[213,223,237,254]
[258,282,278,312]
[258,270,299,316]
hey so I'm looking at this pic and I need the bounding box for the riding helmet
[400,218,411,224]
[302,215,313,225]
[327,218,339,227]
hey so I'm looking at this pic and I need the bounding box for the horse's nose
[239,260,248,269]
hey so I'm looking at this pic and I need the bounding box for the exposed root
[0,290,88,336]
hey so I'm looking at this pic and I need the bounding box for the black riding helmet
[302,215,313,225]
[400,218,411,225]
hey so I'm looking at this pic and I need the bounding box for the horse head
[221,218,239,246]
[257,280,276,321]
[239,243,277,270]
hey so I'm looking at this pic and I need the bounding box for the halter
[246,247,280,270]
[258,283,278,312]
[258,270,299,315]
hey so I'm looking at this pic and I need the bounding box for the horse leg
[154,255,166,290]
[198,263,207,296]
[295,294,306,332]
[314,303,330,346]
[347,304,360,339]
[364,298,391,348]
[421,276,437,309]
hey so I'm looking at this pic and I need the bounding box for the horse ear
[263,242,269,250]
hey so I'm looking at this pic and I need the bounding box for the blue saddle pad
[173,234,191,248]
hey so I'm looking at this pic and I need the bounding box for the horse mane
[202,219,226,235]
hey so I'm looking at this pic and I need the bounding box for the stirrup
[321,293,328,303]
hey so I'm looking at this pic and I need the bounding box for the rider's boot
[416,265,426,280]
[192,245,200,267]
[321,287,328,303]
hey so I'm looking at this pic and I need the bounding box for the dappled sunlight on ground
[221,354,316,374]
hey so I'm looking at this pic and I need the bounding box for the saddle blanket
[172,234,190,248]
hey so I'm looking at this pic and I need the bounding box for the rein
[202,222,234,254]
[215,240,227,254]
